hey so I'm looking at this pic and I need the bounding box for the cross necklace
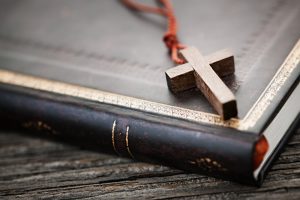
[122,0,238,120]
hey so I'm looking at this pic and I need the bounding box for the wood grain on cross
[165,47,237,120]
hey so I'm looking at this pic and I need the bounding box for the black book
[0,0,299,185]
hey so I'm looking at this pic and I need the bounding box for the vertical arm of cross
[180,47,237,119]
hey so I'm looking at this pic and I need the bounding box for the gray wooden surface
[0,127,299,200]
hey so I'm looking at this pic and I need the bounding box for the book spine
[0,83,261,184]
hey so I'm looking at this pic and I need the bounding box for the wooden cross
[165,47,237,120]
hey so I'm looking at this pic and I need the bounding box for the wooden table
[1,127,299,199]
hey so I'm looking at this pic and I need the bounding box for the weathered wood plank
[0,128,299,199]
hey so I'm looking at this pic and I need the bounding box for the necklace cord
[122,0,186,64]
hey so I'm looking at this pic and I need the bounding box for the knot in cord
[163,33,178,49]
[163,33,186,64]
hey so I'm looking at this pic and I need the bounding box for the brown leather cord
[122,0,186,64]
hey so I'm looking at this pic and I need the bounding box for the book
[0,0,299,185]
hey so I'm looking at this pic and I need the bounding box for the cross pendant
[165,47,238,120]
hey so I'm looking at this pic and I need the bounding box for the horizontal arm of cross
[166,49,234,93]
